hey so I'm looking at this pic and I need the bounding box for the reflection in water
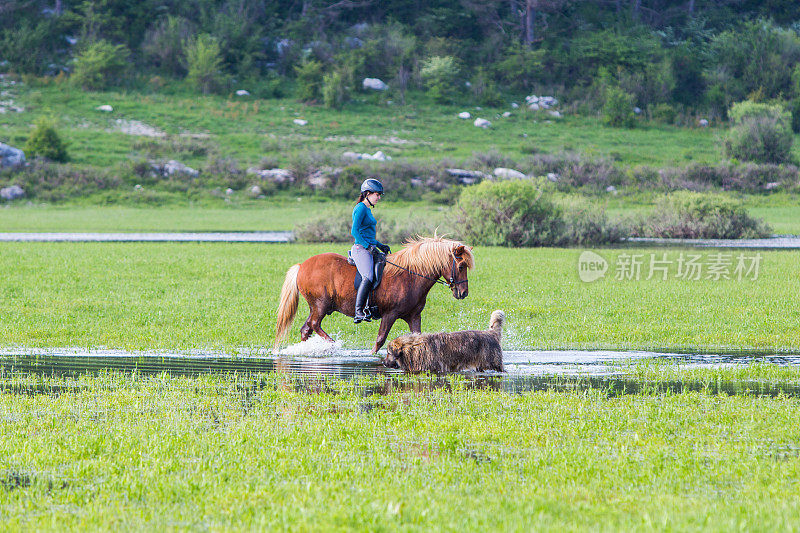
[1,348,800,397]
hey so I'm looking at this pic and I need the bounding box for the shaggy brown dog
[383,310,504,373]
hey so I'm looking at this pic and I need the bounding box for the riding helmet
[360,178,384,194]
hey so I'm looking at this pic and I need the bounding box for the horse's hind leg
[309,304,334,343]
[300,317,313,341]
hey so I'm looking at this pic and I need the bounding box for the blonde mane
[386,235,474,279]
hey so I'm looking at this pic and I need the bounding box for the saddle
[347,248,386,319]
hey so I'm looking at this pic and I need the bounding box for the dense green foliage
[4,1,800,114]
[724,100,794,163]
[23,117,68,162]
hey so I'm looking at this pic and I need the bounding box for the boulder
[293,119,308,126]
[511,102,519,109]
[502,111,512,118]
[606,185,617,194]
[235,89,250,96]
[474,118,491,128]
[363,78,388,91]
[225,188,234,195]
[342,151,361,161]
[342,151,392,161]
[163,160,199,177]
[546,172,559,182]
[493,167,526,180]
[96,105,113,112]
[528,103,540,111]
[247,168,294,184]
[698,118,709,127]
[249,185,263,197]
[547,110,561,118]
[0,185,25,200]
[446,168,488,184]
[764,182,780,190]
[633,107,642,115]
[0,142,25,168]
[458,111,471,119]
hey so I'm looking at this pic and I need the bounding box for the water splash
[279,335,344,357]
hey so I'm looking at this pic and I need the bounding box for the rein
[384,254,468,289]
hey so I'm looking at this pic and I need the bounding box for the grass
[0,83,732,168]
[2,370,800,530]
[0,243,798,352]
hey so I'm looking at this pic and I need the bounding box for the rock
[307,169,332,189]
[446,168,488,184]
[458,111,471,119]
[511,102,519,109]
[362,78,388,91]
[153,160,199,177]
[410,178,422,187]
[235,90,250,96]
[345,36,364,49]
[493,168,526,180]
[65,36,77,46]
[502,111,512,118]
[606,185,617,194]
[96,105,113,112]
[633,107,642,115]
[293,119,308,126]
[547,110,561,118]
[342,151,360,161]
[247,168,294,184]
[546,172,559,182]
[474,118,491,128]
[528,103,540,111]
[249,185,263,197]
[764,182,780,190]
[114,119,165,137]
[341,151,392,162]
[526,95,539,104]
[699,118,709,127]
[134,184,143,190]
[0,185,25,200]
[0,142,25,168]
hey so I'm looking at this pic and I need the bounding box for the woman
[351,178,391,323]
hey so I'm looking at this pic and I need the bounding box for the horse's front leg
[372,313,398,354]
[408,313,422,334]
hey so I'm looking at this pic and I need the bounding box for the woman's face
[367,191,382,204]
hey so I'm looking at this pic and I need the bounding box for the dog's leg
[373,312,399,354]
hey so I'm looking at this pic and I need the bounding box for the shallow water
[2,346,800,396]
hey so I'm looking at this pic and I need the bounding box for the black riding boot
[354,278,373,323]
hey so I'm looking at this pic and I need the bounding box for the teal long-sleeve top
[351,202,383,248]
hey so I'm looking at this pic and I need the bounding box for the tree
[184,34,225,94]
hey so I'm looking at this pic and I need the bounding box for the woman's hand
[378,244,391,254]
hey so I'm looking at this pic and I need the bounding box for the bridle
[384,253,468,289]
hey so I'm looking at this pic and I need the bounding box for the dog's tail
[274,264,300,351]
[489,310,505,340]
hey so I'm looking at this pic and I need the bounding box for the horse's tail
[274,264,301,350]
[489,310,505,341]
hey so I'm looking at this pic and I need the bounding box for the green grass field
[0,242,797,352]
[2,370,800,530]
[1,83,733,168]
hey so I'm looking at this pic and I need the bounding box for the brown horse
[274,236,475,353]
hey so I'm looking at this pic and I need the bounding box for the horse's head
[448,245,471,300]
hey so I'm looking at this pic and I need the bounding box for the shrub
[184,34,226,94]
[724,100,793,164]
[603,86,636,128]
[791,98,800,134]
[71,40,130,90]
[142,16,193,76]
[294,60,325,103]
[632,192,772,239]
[556,196,627,246]
[651,103,677,124]
[25,117,68,162]
[420,56,460,104]
[322,70,349,109]
[455,180,564,247]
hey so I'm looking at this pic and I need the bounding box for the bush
[322,70,349,109]
[71,40,130,90]
[420,56,460,104]
[142,16,193,76]
[184,34,226,94]
[651,103,677,124]
[556,196,627,246]
[791,98,800,134]
[724,100,793,164]
[603,86,636,128]
[632,192,772,239]
[455,180,564,247]
[295,207,453,244]
[294,60,325,103]
[25,118,68,162]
